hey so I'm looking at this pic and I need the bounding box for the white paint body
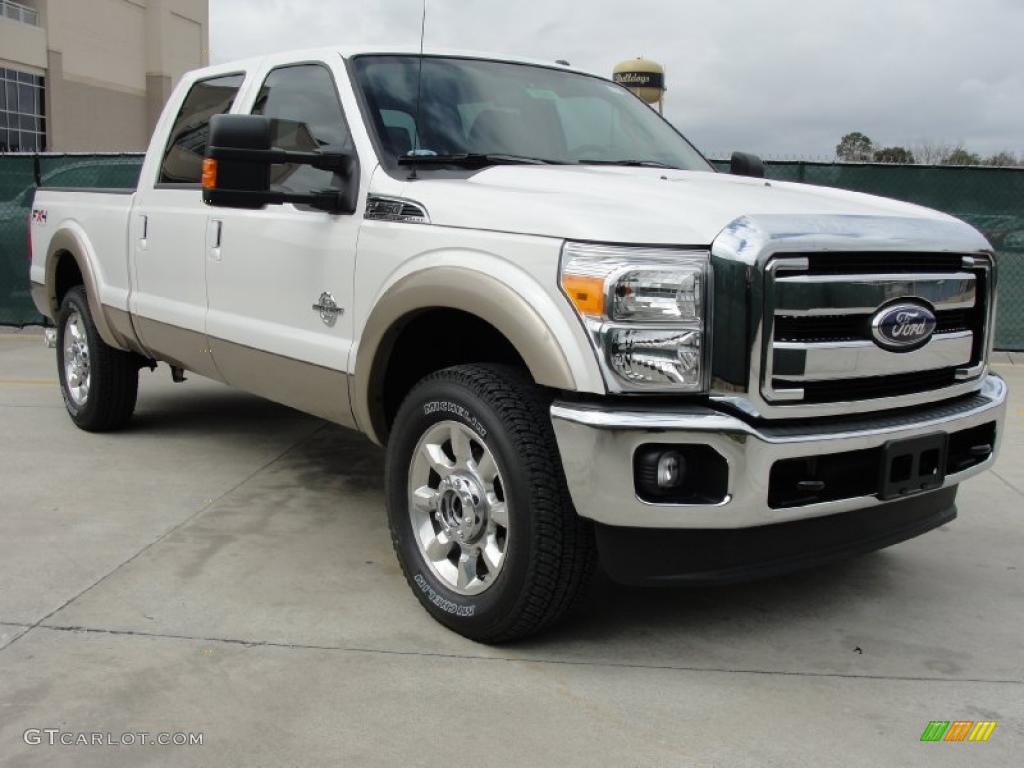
[29,46,972,427]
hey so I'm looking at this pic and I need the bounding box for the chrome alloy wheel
[408,420,509,595]
[62,310,91,406]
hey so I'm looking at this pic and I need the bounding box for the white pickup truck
[29,47,1006,641]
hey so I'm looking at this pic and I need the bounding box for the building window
[0,67,46,152]
[1,0,40,26]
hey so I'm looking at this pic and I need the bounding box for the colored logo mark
[920,720,997,742]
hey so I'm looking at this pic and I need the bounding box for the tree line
[835,132,1020,167]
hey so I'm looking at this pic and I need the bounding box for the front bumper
[551,374,1006,529]
[593,487,958,585]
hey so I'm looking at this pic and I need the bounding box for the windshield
[351,55,712,172]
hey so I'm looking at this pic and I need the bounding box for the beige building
[0,0,208,151]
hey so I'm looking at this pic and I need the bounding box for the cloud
[210,0,1024,158]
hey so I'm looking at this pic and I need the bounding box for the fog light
[634,444,729,504]
[657,451,685,488]
[635,447,688,498]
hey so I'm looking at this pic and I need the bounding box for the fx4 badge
[32,209,48,223]
[312,292,343,326]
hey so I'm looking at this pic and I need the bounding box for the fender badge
[312,292,343,327]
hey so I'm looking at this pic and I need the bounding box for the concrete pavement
[1,328,1021,766]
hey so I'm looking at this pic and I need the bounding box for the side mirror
[729,151,765,179]
[202,114,356,213]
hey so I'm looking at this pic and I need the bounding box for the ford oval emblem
[871,302,937,351]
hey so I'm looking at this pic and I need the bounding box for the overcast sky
[210,0,1024,159]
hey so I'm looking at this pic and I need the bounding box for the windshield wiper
[577,159,680,169]
[398,153,558,168]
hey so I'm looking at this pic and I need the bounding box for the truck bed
[30,188,137,316]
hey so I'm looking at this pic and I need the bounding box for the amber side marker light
[561,274,605,316]
[201,158,218,189]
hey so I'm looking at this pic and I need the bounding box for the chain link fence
[1,153,1022,348]
[0,153,144,325]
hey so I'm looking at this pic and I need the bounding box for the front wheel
[56,286,139,431]
[385,364,595,642]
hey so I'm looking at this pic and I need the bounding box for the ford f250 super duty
[29,47,1007,641]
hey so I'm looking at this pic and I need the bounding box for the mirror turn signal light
[201,158,218,189]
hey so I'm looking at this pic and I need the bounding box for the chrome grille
[774,309,974,343]
[762,253,992,408]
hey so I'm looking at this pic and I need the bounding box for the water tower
[613,57,666,113]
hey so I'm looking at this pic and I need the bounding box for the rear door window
[159,73,245,184]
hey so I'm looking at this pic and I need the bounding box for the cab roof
[190,45,595,81]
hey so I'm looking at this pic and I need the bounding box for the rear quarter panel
[30,189,136,316]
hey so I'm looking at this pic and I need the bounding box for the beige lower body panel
[30,282,50,319]
[38,285,148,356]
[133,316,224,381]
[130,314,355,429]
[105,306,152,357]
[211,337,356,428]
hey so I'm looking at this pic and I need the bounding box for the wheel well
[54,251,84,309]
[375,309,530,437]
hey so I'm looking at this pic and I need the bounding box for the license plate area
[879,433,948,500]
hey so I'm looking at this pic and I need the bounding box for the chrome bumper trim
[551,374,1006,529]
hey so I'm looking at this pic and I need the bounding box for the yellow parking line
[0,379,58,386]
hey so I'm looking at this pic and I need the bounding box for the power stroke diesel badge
[871,301,937,351]
[312,292,343,327]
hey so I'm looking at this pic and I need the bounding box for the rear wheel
[56,286,139,431]
[385,364,595,642]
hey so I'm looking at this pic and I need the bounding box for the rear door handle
[207,219,223,261]
[138,214,148,251]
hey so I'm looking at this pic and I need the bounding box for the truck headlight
[560,242,709,392]
[612,268,702,322]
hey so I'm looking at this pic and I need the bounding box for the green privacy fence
[1,154,1022,348]
[0,152,144,325]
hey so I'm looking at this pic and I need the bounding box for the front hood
[395,165,962,245]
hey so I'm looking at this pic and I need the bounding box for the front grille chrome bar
[773,272,976,316]
[772,331,972,385]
